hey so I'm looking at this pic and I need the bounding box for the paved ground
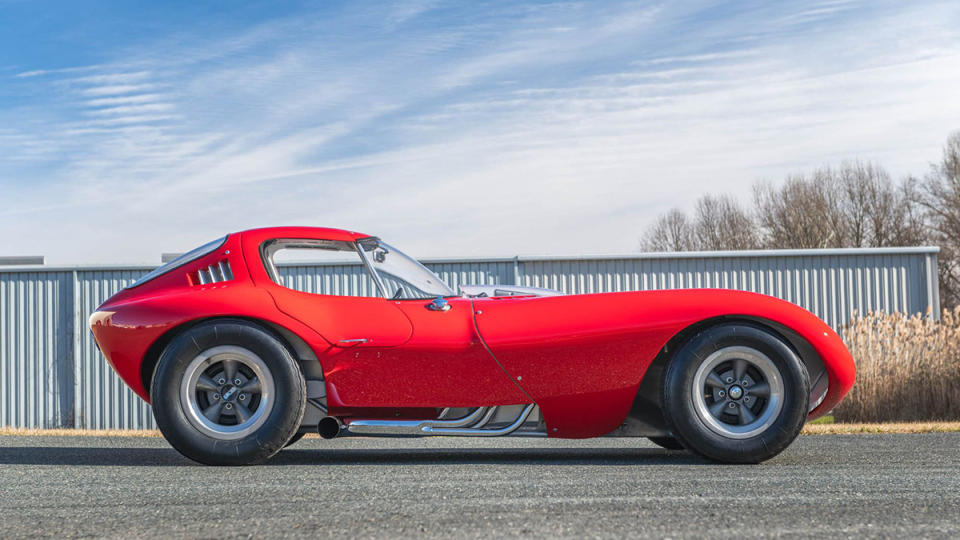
[0,434,958,538]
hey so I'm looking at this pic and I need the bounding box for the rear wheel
[661,323,809,463]
[151,319,306,465]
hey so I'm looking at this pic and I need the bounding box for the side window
[262,239,382,298]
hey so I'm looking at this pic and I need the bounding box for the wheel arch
[628,315,828,435]
[140,316,323,399]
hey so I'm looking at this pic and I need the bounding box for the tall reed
[833,308,960,422]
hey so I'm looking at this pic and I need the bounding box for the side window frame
[259,238,388,299]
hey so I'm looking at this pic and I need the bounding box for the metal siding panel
[74,269,154,430]
[0,272,71,428]
[0,250,938,429]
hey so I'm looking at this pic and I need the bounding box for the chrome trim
[426,296,451,311]
[218,260,233,281]
[354,238,389,298]
[347,407,489,435]
[179,345,275,440]
[692,346,785,440]
[423,404,535,436]
[211,263,224,282]
[343,405,540,437]
[194,260,233,285]
[460,284,563,298]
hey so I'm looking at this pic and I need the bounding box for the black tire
[647,436,685,450]
[151,319,306,465]
[660,323,809,464]
[284,431,307,448]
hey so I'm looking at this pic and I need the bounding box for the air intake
[193,259,233,285]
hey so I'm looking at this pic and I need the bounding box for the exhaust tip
[317,416,341,439]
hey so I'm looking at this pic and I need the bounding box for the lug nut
[718,390,726,398]
[217,378,226,385]
[238,394,246,401]
[224,403,233,410]
[234,379,242,386]
[728,402,737,408]
[212,393,220,400]
[725,377,734,384]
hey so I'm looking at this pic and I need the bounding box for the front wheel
[661,323,809,463]
[151,319,306,465]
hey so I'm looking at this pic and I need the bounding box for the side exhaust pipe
[317,416,342,439]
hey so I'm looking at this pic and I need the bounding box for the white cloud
[78,83,160,97]
[1,0,959,265]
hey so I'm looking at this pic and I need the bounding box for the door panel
[323,297,529,407]
[472,294,669,437]
[269,288,413,347]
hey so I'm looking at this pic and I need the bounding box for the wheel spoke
[196,375,219,392]
[738,403,757,425]
[202,401,224,422]
[222,359,238,381]
[705,372,726,389]
[709,399,730,418]
[234,402,252,423]
[733,359,747,380]
[748,381,770,398]
[240,378,261,393]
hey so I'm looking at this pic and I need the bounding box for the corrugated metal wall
[0,247,940,429]
[515,250,939,330]
[75,270,156,430]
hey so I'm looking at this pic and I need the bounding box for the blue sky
[2,0,959,264]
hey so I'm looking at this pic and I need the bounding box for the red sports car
[90,227,855,465]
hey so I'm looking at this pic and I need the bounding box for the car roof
[236,226,373,243]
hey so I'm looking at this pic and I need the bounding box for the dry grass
[802,421,960,435]
[834,307,960,423]
[0,428,161,437]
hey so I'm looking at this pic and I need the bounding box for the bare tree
[640,209,694,251]
[753,171,842,249]
[753,162,926,249]
[641,195,759,252]
[639,138,952,307]
[691,194,761,250]
[920,131,960,308]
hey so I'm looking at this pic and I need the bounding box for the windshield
[357,238,455,300]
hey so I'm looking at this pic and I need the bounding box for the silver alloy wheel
[179,345,275,440]
[691,346,785,439]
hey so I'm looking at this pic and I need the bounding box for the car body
[90,226,856,465]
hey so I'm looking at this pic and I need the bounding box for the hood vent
[193,259,233,285]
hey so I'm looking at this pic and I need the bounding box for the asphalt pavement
[1,433,958,538]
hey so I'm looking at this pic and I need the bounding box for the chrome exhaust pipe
[342,404,543,437]
[317,416,342,439]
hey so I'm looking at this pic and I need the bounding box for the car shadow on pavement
[0,446,711,467]
[271,447,711,466]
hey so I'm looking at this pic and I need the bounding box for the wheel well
[139,316,320,399]
[627,316,828,434]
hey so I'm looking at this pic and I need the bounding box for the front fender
[473,289,855,438]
